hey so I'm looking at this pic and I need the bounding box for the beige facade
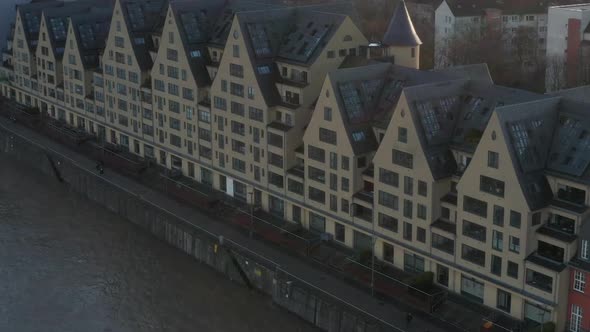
[4,1,590,331]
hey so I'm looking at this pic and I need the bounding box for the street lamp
[248,191,254,238]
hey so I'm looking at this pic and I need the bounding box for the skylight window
[190,50,202,58]
[134,37,145,45]
[257,65,271,74]
[352,131,366,142]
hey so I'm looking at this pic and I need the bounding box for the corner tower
[382,0,422,69]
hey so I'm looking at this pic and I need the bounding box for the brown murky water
[0,157,316,332]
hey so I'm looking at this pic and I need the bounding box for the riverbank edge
[0,125,396,332]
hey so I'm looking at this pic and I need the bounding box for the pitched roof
[16,1,63,50]
[70,8,114,69]
[120,0,168,71]
[383,0,422,47]
[327,62,452,155]
[170,0,225,87]
[43,1,114,60]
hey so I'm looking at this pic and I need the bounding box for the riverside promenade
[0,114,486,332]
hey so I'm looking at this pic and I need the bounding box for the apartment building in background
[3,1,590,331]
[546,3,590,92]
[434,0,584,69]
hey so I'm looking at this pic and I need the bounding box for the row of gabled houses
[2,0,590,331]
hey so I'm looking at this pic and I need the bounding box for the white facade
[434,0,549,69]
[545,4,590,91]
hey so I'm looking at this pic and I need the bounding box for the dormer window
[582,240,589,260]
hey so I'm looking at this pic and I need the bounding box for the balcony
[287,164,305,178]
[353,190,374,204]
[546,213,576,235]
[441,192,458,206]
[526,252,566,273]
[432,219,457,235]
[557,185,586,206]
[268,121,292,132]
[353,204,373,223]
[525,268,554,293]
[537,225,577,243]
[277,74,309,88]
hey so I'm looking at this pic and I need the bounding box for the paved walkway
[0,117,469,332]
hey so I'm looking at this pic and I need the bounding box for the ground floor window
[461,275,484,303]
[233,180,246,201]
[496,289,511,313]
[353,230,371,252]
[404,252,424,274]
[187,162,195,178]
[144,144,154,158]
[335,223,345,243]
[437,264,449,287]
[219,175,226,192]
[171,155,182,170]
[570,304,583,332]
[383,242,394,263]
[524,301,551,324]
[201,168,213,187]
[292,205,301,223]
[309,212,325,234]
[269,195,284,217]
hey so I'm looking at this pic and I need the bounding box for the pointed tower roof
[382,0,422,47]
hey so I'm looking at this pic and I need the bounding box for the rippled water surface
[0,158,316,332]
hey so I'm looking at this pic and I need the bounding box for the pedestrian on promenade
[405,312,413,327]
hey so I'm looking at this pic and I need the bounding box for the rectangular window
[496,289,511,313]
[308,187,325,204]
[417,227,426,243]
[168,83,179,96]
[182,88,194,100]
[507,261,518,279]
[230,102,245,116]
[169,100,180,113]
[582,240,590,260]
[378,191,398,210]
[232,158,246,173]
[462,244,485,266]
[526,269,553,293]
[167,48,178,61]
[213,96,227,110]
[418,181,427,197]
[571,304,583,332]
[432,234,454,254]
[378,213,398,232]
[492,230,503,251]
[167,66,179,79]
[229,63,244,78]
[404,176,413,195]
[230,82,244,97]
[392,149,413,169]
[403,200,413,218]
[463,196,488,218]
[324,107,332,121]
[379,168,399,187]
[341,199,349,213]
[417,204,427,220]
[249,107,263,122]
[509,236,520,253]
[493,205,504,226]
[288,179,303,195]
[574,270,586,293]
[319,128,337,145]
[383,243,394,263]
[488,151,499,168]
[342,156,349,170]
[404,252,424,273]
[398,127,408,143]
[510,210,521,228]
[341,178,349,192]
[480,175,505,197]
[403,222,412,240]
[462,220,487,242]
[335,223,345,242]
[491,255,502,276]
[461,275,484,303]
[268,132,283,148]
[308,166,325,183]
[307,145,325,163]
[232,45,240,57]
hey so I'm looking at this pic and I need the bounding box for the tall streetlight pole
[371,213,376,297]
[248,191,254,238]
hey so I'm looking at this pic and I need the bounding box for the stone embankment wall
[0,126,396,332]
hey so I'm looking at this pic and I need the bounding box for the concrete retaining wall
[0,126,394,332]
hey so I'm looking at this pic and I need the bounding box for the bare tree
[546,54,567,92]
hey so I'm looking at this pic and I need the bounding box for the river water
[0,157,316,332]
